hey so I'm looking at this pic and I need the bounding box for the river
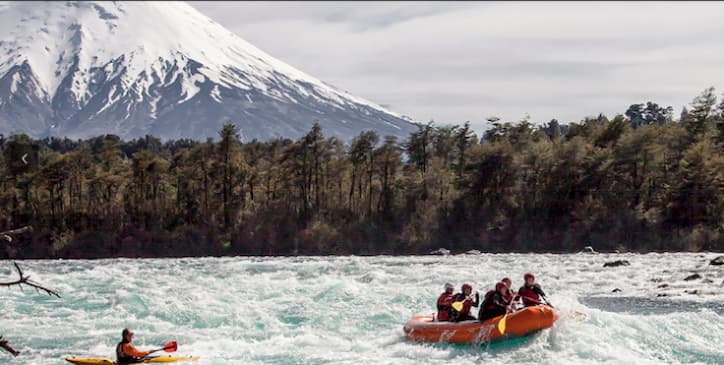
[1,253,722,364]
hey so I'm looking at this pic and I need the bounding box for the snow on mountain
[0,1,418,142]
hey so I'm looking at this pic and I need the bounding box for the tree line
[1,87,722,258]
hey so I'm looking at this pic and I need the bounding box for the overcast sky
[189,1,724,134]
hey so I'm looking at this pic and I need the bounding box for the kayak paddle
[148,341,178,354]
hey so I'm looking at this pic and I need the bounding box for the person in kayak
[116,328,150,365]
[436,282,455,321]
[450,283,480,322]
[478,281,513,321]
[518,273,546,307]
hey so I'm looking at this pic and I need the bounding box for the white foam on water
[0,253,722,364]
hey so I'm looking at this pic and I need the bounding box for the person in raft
[436,282,455,321]
[478,281,513,321]
[450,283,480,322]
[500,277,518,304]
[518,272,547,307]
[483,277,517,305]
[117,328,150,365]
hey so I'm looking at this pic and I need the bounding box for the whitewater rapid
[1,253,722,364]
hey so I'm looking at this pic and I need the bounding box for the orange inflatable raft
[403,305,558,344]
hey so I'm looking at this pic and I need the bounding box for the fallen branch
[0,226,32,243]
[0,262,60,297]
[0,336,19,357]
[0,227,50,357]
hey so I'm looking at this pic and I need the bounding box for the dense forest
[1,87,722,258]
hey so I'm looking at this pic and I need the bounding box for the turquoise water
[1,253,722,364]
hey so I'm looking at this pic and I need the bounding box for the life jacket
[116,342,135,365]
[518,285,541,306]
[436,292,454,321]
[448,293,467,320]
[503,289,515,304]
[449,292,479,321]
[478,291,507,321]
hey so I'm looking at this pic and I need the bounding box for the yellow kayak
[65,355,200,364]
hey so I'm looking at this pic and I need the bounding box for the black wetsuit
[478,291,508,321]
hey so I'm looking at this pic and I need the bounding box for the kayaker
[478,281,512,321]
[116,328,150,365]
[450,283,479,322]
[518,273,546,307]
[436,282,455,321]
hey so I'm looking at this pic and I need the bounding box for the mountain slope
[0,1,417,141]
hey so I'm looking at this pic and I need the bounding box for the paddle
[497,313,508,335]
[451,301,464,312]
[496,297,517,335]
[531,286,554,308]
[147,341,178,355]
[539,294,554,308]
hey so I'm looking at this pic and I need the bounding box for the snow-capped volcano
[0,1,417,141]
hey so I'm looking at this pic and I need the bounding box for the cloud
[188,1,724,135]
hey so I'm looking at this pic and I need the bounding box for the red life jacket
[518,285,540,306]
[450,292,479,319]
[503,289,515,303]
[436,292,454,321]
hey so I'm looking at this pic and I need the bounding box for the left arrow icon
[21,153,28,164]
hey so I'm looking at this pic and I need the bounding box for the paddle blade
[163,341,178,352]
[497,314,507,335]
[451,301,463,312]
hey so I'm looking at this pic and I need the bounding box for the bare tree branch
[0,227,51,357]
[0,262,60,297]
[0,336,20,357]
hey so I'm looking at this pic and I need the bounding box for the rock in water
[683,273,701,281]
[603,260,630,267]
[710,256,724,266]
[429,248,450,256]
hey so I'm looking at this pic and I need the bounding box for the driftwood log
[0,337,20,357]
[0,226,32,243]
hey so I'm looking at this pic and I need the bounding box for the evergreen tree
[685,87,717,139]
[217,123,243,230]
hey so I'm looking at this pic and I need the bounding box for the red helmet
[495,281,507,291]
[501,277,511,285]
[462,283,472,292]
[524,273,535,281]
